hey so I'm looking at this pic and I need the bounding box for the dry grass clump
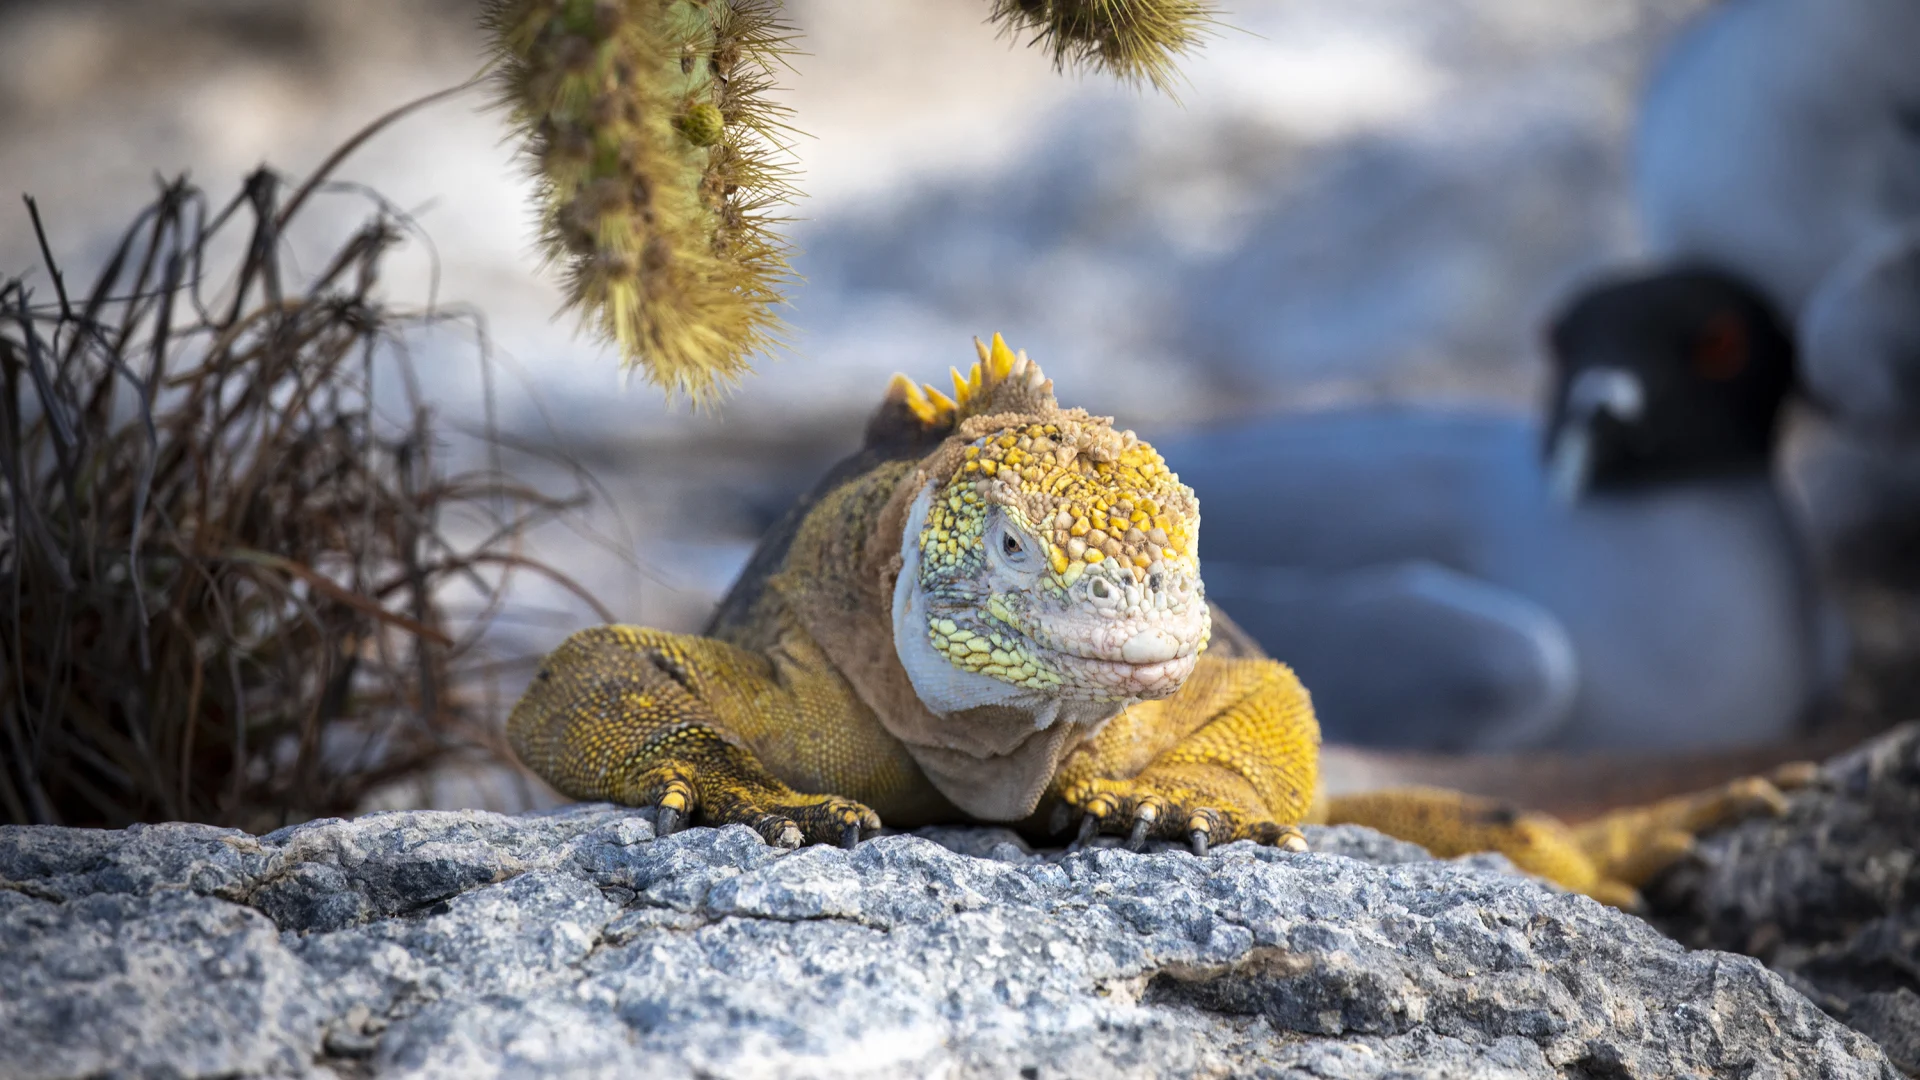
[483,0,801,404]
[0,142,609,830]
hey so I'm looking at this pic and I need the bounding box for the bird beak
[1546,366,1645,505]
[1546,423,1594,505]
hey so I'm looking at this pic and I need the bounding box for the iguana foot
[1055,776,1309,856]
[1326,762,1815,909]
[507,625,887,851]
[638,757,882,850]
[1570,761,1816,905]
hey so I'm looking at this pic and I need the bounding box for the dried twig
[0,118,610,830]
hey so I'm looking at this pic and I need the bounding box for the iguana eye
[988,517,1037,571]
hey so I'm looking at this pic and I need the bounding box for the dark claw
[655,805,681,837]
[840,822,861,850]
[1188,828,1210,858]
[752,813,803,849]
[1048,802,1073,836]
[1069,811,1101,851]
[1126,817,1151,853]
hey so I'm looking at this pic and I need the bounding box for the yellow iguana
[510,335,1799,907]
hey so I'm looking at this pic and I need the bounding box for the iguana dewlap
[509,335,1799,907]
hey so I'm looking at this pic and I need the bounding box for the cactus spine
[484,0,797,402]
[988,0,1217,94]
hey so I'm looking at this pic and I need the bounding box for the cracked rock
[1653,721,1920,1075]
[0,800,1902,1078]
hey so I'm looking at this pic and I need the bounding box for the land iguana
[510,335,1801,907]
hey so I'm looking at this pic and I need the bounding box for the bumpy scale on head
[902,335,1210,705]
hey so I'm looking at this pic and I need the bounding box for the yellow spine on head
[891,332,1056,435]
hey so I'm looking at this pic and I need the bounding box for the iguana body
[511,336,1793,907]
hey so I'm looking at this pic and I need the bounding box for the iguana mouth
[974,617,1204,701]
[1043,650,1197,700]
[1050,632,1199,666]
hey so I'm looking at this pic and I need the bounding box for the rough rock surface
[1654,721,1920,1075]
[1,803,1899,1079]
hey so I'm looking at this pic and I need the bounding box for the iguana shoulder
[703,373,958,647]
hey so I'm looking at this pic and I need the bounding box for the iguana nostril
[1092,580,1110,599]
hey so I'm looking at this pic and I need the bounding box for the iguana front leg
[509,625,890,847]
[1047,655,1320,854]
[1050,652,1806,908]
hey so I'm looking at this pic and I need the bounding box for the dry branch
[1,144,605,830]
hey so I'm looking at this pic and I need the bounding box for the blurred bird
[1164,268,1845,753]
[1800,223,1920,431]
[1635,0,1920,319]
[1634,0,1920,593]
[1636,0,1920,428]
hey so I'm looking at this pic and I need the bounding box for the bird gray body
[1635,0,1920,317]
[1635,0,1920,587]
[1166,408,1840,753]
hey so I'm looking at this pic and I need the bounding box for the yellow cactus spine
[987,0,1217,94]
[483,0,798,403]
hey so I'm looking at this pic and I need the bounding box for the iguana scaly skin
[510,335,1796,907]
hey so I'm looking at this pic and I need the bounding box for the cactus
[987,0,1217,93]
[485,0,1210,403]
[483,0,798,402]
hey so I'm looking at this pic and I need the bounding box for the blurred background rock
[12,0,1829,811]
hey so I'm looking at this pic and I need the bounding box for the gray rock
[0,799,1899,1079]
[909,821,1439,867]
[0,889,329,1080]
[1653,721,1920,1074]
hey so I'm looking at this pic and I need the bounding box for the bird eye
[1693,311,1748,381]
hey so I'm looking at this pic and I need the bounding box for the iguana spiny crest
[888,335,1210,713]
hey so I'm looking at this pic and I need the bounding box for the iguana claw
[1048,802,1073,836]
[751,814,805,849]
[1071,812,1101,850]
[1054,777,1301,855]
[655,805,682,837]
[1248,821,1310,852]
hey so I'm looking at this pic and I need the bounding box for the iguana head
[888,335,1210,718]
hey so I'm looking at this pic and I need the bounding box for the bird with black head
[1157,266,1842,754]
